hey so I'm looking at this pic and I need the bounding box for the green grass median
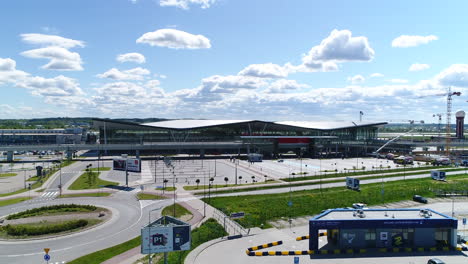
[206,174,468,228]
[68,171,118,190]
[0,197,32,207]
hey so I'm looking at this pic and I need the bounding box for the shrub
[4,219,88,236]
[7,204,97,220]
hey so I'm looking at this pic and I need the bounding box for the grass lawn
[206,174,468,228]
[136,193,166,200]
[88,167,111,171]
[0,197,32,207]
[59,192,111,198]
[161,203,192,218]
[155,186,176,191]
[202,168,468,196]
[0,173,17,177]
[68,172,119,190]
[183,180,279,191]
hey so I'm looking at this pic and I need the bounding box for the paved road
[0,190,171,264]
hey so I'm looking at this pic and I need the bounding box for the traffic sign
[44,254,50,261]
[463,218,467,225]
[294,256,299,264]
[288,201,293,207]
[43,248,50,254]
[230,212,245,219]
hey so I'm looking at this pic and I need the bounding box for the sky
[1,0,468,123]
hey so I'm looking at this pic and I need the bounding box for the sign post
[141,215,191,264]
[43,248,50,263]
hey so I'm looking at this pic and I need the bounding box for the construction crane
[445,87,461,156]
[433,113,443,139]
[419,87,461,156]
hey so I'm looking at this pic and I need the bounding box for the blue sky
[1,0,468,123]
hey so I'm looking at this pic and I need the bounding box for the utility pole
[235,159,238,185]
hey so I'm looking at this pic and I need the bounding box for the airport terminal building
[93,118,386,157]
[309,208,458,251]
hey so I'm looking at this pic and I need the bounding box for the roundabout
[0,191,172,264]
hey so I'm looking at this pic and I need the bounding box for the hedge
[4,219,88,236]
[6,204,97,220]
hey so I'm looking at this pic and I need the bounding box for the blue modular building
[309,208,458,252]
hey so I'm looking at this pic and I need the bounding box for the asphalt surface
[0,191,172,264]
[0,159,173,264]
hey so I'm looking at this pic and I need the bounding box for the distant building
[93,118,386,157]
[0,128,86,145]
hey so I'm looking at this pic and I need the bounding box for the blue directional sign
[294,256,299,264]
[463,218,467,225]
[44,254,50,261]
[230,212,245,219]
[288,201,293,207]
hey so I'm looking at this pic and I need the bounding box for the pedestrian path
[32,189,59,202]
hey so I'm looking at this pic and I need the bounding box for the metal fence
[212,207,249,237]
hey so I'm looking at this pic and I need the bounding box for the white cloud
[0,58,29,84]
[116,53,146,64]
[159,0,216,9]
[21,46,83,71]
[96,67,150,80]
[348,75,365,84]
[136,29,211,49]
[436,64,468,87]
[409,63,430,72]
[94,82,146,97]
[370,73,384,78]
[20,33,85,48]
[238,63,288,78]
[388,79,409,84]
[16,75,84,97]
[0,58,17,72]
[201,75,267,93]
[265,79,310,93]
[303,29,374,67]
[392,35,438,48]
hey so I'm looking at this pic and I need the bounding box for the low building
[0,128,86,145]
[309,208,457,252]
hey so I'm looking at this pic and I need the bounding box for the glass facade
[96,120,382,156]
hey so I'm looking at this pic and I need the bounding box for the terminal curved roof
[93,118,387,131]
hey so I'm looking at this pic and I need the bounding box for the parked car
[432,157,451,166]
[413,195,428,204]
[427,258,445,264]
[352,203,368,209]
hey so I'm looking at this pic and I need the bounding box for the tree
[195,179,200,189]
[224,177,228,186]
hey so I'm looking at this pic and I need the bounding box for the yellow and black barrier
[295,231,327,241]
[247,250,313,256]
[247,241,282,252]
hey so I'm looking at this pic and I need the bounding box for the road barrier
[296,231,327,241]
[247,241,282,252]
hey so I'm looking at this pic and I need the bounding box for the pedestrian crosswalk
[34,190,59,202]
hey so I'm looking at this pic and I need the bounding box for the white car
[352,203,368,209]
